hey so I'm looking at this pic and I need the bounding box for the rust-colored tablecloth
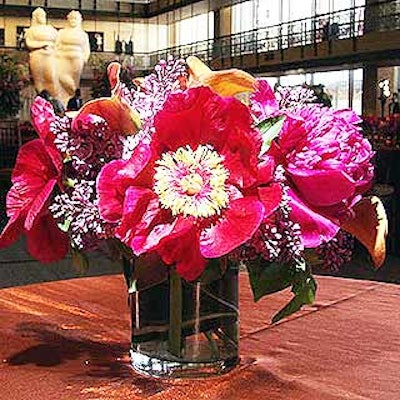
[0,274,399,400]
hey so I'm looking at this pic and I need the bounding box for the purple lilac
[276,85,316,111]
[230,189,304,264]
[50,180,114,250]
[50,114,125,179]
[129,57,186,129]
[314,230,354,271]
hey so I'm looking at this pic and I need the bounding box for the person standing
[67,88,83,111]
[389,93,400,115]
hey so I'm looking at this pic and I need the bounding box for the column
[362,63,377,116]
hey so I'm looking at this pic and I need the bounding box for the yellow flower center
[180,173,204,195]
[154,144,229,218]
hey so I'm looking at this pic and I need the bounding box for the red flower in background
[97,87,282,280]
[0,140,68,262]
[0,98,68,262]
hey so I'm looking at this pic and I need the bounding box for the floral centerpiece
[0,56,387,378]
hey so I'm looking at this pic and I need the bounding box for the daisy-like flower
[97,86,282,281]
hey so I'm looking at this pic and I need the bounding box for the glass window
[314,70,350,109]
[176,12,214,46]
[232,1,255,34]
[257,1,281,28]
[352,68,363,115]
[280,74,307,86]
[316,0,330,15]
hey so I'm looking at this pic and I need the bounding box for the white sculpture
[24,8,58,96]
[25,8,90,105]
[56,11,90,105]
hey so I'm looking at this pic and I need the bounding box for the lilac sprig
[314,230,354,271]
[276,85,316,111]
[50,114,125,179]
[128,56,187,136]
[50,180,114,250]
[230,189,304,264]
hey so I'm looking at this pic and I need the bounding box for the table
[0,274,399,400]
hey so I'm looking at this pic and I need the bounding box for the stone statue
[56,11,90,105]
[24,8,58,96]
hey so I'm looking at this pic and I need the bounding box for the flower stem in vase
[168,268,183,357]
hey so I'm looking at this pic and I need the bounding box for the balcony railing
[1,0,399,73]
[148,0,400,70]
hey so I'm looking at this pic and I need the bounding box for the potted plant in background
[0,56,388,379]
[0,54,30,120]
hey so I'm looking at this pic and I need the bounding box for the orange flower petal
[76,61,141,136]
[186,56,256,97]
[107,62,121,91]
[342,196,388,268]
[77,96,141,136]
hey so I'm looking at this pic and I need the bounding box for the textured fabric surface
[0,274,398,400]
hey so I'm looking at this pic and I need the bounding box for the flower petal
[30,97,56,144]
[200,197,264,258]
[258,183,283,217]
[26,214,69,263]
[7,140,60,221]
[107,62,121,92]
[187,56,256,97]
[97,142,151,223]
[251,79,279,119]
[288,189,340,248]
[132,216,192,256]
[115,186,156,246]
[77,71,141,139]
[157,224,208,281]
[0,215,23,249]
[342,196,387,268]
[25,179,57,230]
[288,169,356,208]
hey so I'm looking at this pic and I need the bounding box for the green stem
[168,268,182,358]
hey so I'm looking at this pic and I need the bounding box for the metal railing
[147,0,400,69]
[0,0,399,73]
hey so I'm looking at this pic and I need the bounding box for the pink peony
[271,105,374,247]
[97,87,282,281]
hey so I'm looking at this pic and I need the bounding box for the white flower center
[154,144,229,218]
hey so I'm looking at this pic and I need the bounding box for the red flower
[97,87,281,280]
[0,98,68,262]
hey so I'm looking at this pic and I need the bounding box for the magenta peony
[271,105,374,247]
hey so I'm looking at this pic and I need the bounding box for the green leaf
[271,296,304,324]
[257,115,286,154]
[272,261,317,323]
[246,258,292,302]
[58,218,71,233]
[71,247,89,275]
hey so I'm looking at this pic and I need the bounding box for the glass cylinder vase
[129,261,239,379]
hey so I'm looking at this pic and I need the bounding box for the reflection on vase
[130,262,239,379]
